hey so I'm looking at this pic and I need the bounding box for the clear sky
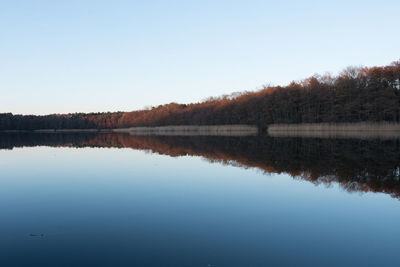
[1,0,399,115]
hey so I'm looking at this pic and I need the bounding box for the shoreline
[0,125,259,136]
[0,129,112,133]
[113,125,259,136]
[268,122,400,139]
[2,122,400,138]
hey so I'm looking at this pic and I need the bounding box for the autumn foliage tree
[1,60,399,130]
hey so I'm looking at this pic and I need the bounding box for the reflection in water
[1,132,399,198]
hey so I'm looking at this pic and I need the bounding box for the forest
[1,60,399,130]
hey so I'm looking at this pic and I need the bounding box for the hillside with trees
[1,60,399,130]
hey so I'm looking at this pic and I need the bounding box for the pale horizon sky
[1,0,399,115]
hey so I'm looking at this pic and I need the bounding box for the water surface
[0,133,399,266]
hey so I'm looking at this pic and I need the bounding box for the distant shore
[268,122,400,139]
[113,125,259,136]
[0,125,259,136]
[0,129,112,133]
[2,122,400,138]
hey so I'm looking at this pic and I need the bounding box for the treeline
[0,112,124,130]
[1,60,399,130]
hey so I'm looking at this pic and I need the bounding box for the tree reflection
[1,133,399,198]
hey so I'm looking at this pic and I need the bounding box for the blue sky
[1,0,399,115]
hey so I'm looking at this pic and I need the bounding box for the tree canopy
[1,60,399,130]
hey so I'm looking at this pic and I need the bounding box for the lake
[0,133,399,266]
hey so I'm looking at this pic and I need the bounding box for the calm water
[0,133,400,266]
